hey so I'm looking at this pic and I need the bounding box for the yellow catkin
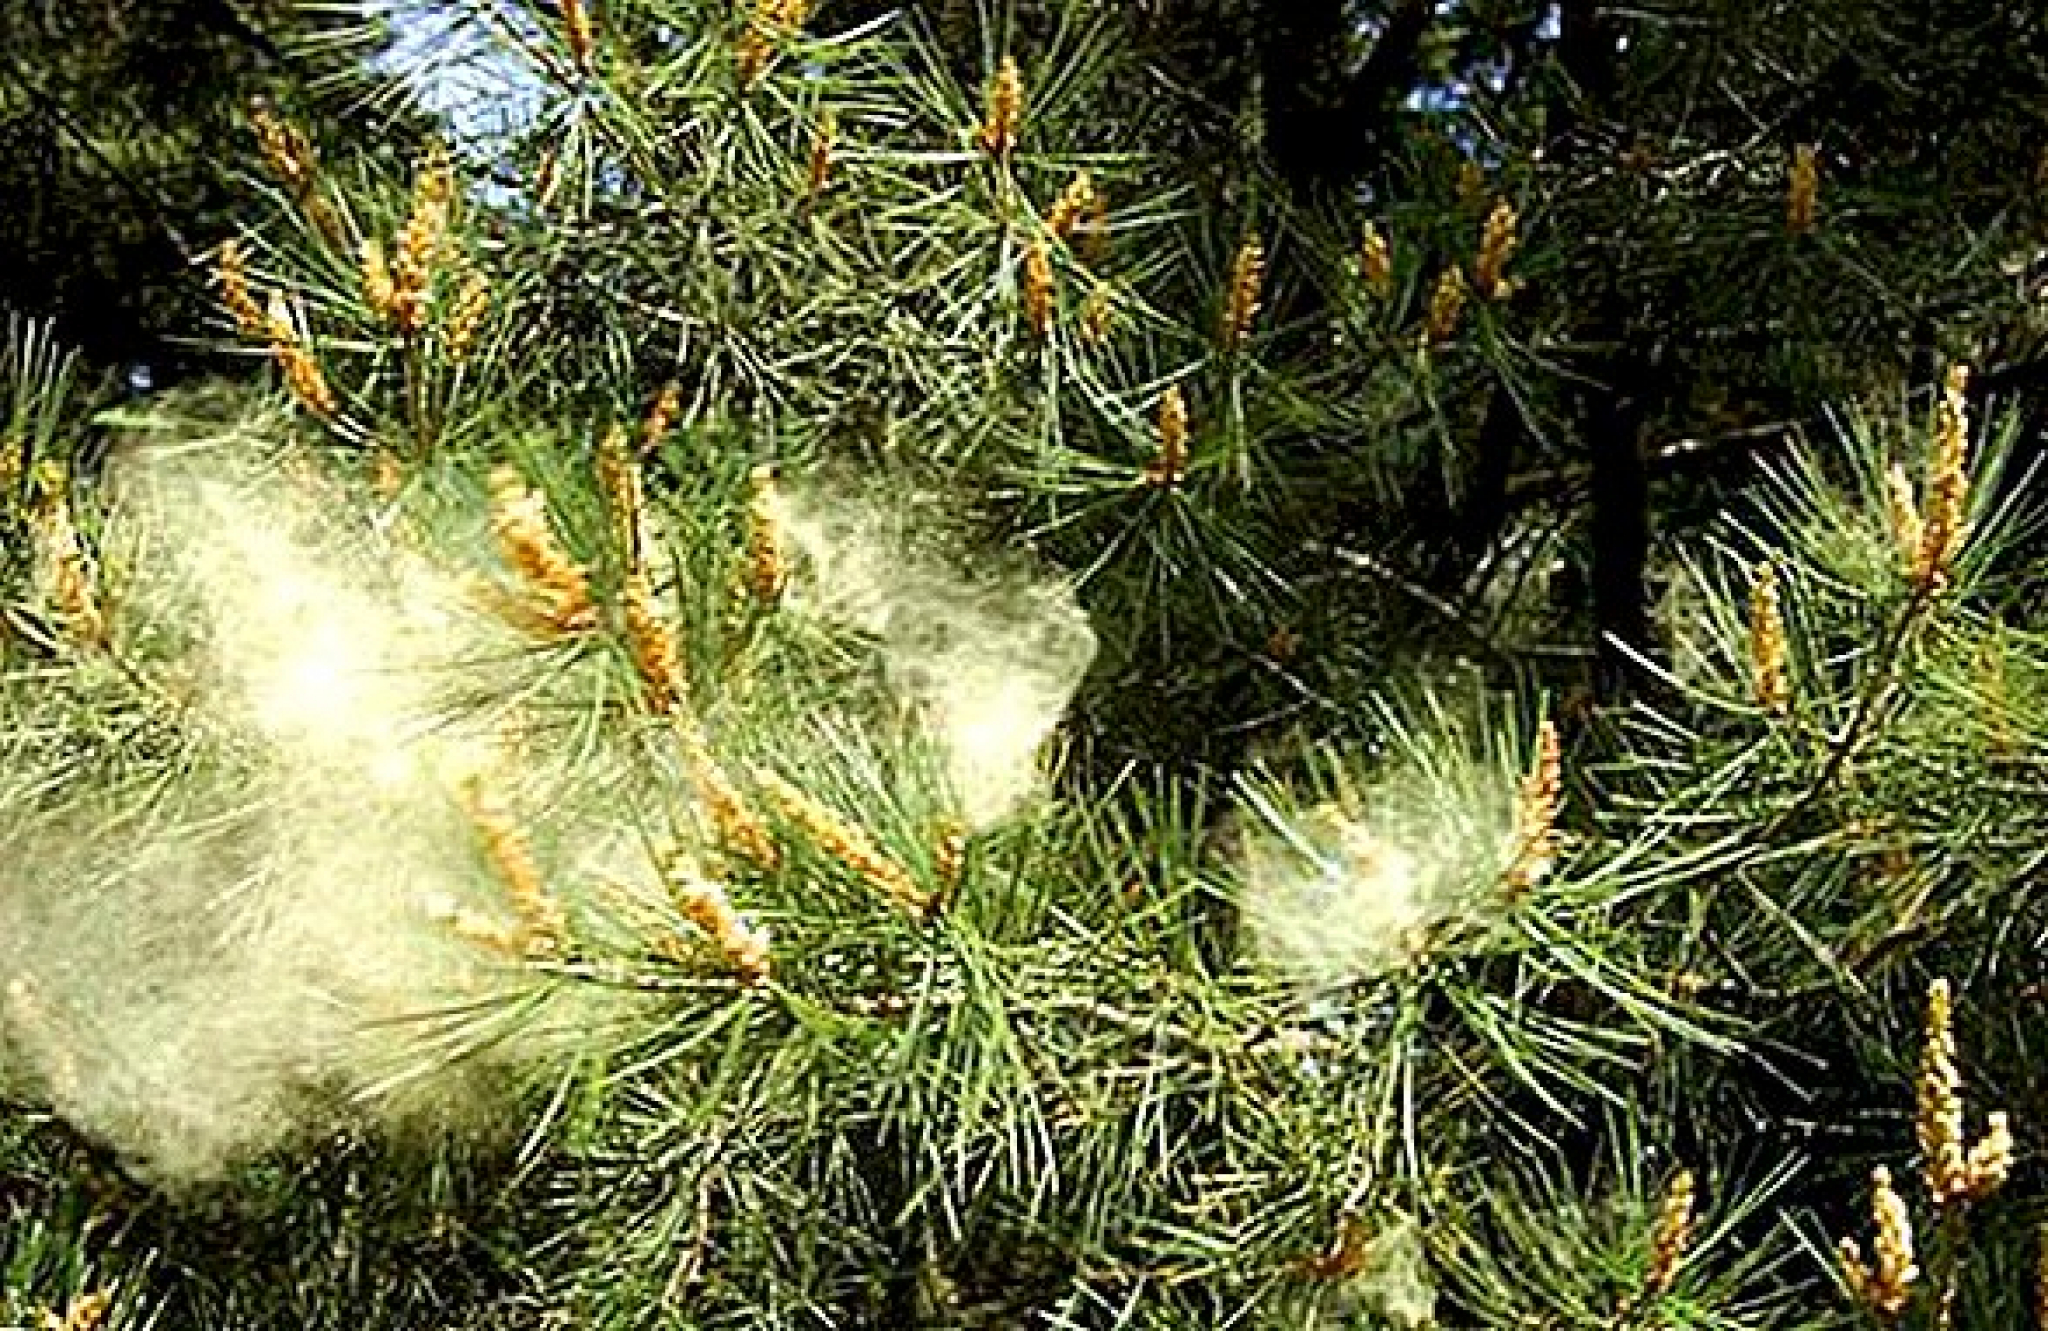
[1423,266,1467,345]
[456,776,568,958]
[807,110,837,198]
[1221,233,1265,351]
[755,768,932,919]
[215,238,267,337]
[623,567,688,716]
[0,438,22,505]
[1045,172,1097,241]
[776,1,814,73]
[392,236,434,334]
[675,720,781,872]
[595,426,643,567]
[1911,976,2011,1207]
[392,148,455,335]
[360,239,399,324]
[488,466,597,635]
[1360,222,1394,299]
[1839,1166,1918,1319]
[446,270,490,361]
[975,56,1023,158]
[641,381,682,456]
[1504,718,1562,899]
[1644,1169,1697,1297]
[734,28,769,86]
[250,101,341,245]
[32,478,106,651]
[665,858,772,985]
[737,0,810,87]
[40,507,107,651]
[743,464,792,605]
[251,100,314,191]
[1079,280,1113,345]
[1915,979,2013,1206]
[263,292,339,418]
[1788,144,1820,235]
[43,1290,112,1331]
[1885,462,1924,569]
[392,217,438,333]
[1914,365,1971,591]
[1473,199,1519,301]
[1918,976,1969,1204]
[1146,385,1189,489]
[1022,238,1055,338]
[1749,561,1790,714]
[1966,1111,2014,1198]
[277,345,337,418]
[560,0,596,72]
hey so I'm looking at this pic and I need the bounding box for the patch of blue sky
[1397,1,1564,161]
[372,0,550,164]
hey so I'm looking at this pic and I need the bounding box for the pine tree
[0,1,2045,1328]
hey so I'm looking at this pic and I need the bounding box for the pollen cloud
[1239,739,1520,986]
[0,443,555,1180]
[778,479,1097,827]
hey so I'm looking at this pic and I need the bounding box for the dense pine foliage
[1,1,2046,1327]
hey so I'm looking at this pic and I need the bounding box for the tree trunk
[1582,354,1655,694]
